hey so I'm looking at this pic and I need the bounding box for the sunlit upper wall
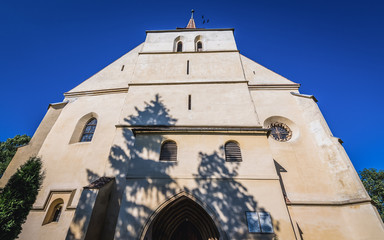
[141,29,237,52]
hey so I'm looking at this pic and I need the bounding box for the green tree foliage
[0,157,44,240]
[0,135,31,176]
[359,168,384,221]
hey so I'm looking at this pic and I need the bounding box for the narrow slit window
[177,41,183,52]
[52,204,63,222]
[121,65,125,71]
[225,141,242,162]
[188,95,191,110]
[160,140,177,161]
[187,60,189,75]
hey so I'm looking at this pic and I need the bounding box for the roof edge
[290,92,318,102]
[146,28,234,33]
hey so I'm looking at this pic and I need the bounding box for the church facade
[1,16,384,240]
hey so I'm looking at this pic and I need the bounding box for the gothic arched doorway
[142,195,221,240]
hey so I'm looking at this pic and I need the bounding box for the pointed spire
[186,9,196,29]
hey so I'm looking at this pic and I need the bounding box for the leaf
[360,168,384,221]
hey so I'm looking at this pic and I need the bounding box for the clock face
[270,123,292,142]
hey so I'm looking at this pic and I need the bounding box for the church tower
[1,12,383,240]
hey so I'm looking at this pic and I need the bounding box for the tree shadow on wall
[66,94,178,240]
[111,94,180,239]
[125,94,177,126]
[187,148,277,240]
[112,94,277,239]
[68,94,278,240]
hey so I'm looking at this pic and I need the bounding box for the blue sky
[1,0,383,171]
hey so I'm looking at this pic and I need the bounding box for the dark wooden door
[170,221,203,240]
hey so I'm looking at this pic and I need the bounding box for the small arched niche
[42,198,64,225]
[174,36,185,52]
[69,112,99,144]
[194,35,203,52]
[141,193,222,240]
[196,41,203,52]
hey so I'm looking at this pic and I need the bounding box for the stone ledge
[287,198,372,207]
[248,84,301,90]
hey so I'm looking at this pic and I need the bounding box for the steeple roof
[186,9,196,29]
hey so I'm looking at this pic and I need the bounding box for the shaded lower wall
[66,179,116,240]
[290,202,384,240]
[113,178,296,240]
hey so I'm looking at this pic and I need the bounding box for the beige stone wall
[120,83,260,127]
[67,44,142,93]
[249,89,368,201]
[35,93,126,206]
[9,92,127,240]
[142,30,237,53]
[18,192,76,240]
[248,84,384,238]
[290,203,384,240]
[241,55,295,85]
[131,52,244,83]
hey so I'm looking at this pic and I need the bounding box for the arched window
[176,41,183,52]
[225,141,242,162]
[160,140,177,161]
[42,198,64,225]
[196,41,203,52]
[80,118,97,142]
[52,203,63,222]
[194,35,203,52]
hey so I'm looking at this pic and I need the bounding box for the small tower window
[196,41,203,52]
[194,35,203,51]
[80,118,97,142]
[160,140,177,161]
[177,41,183,52]
[52,204,63,222]
[225,141,242,162]
[42,198,64,225]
